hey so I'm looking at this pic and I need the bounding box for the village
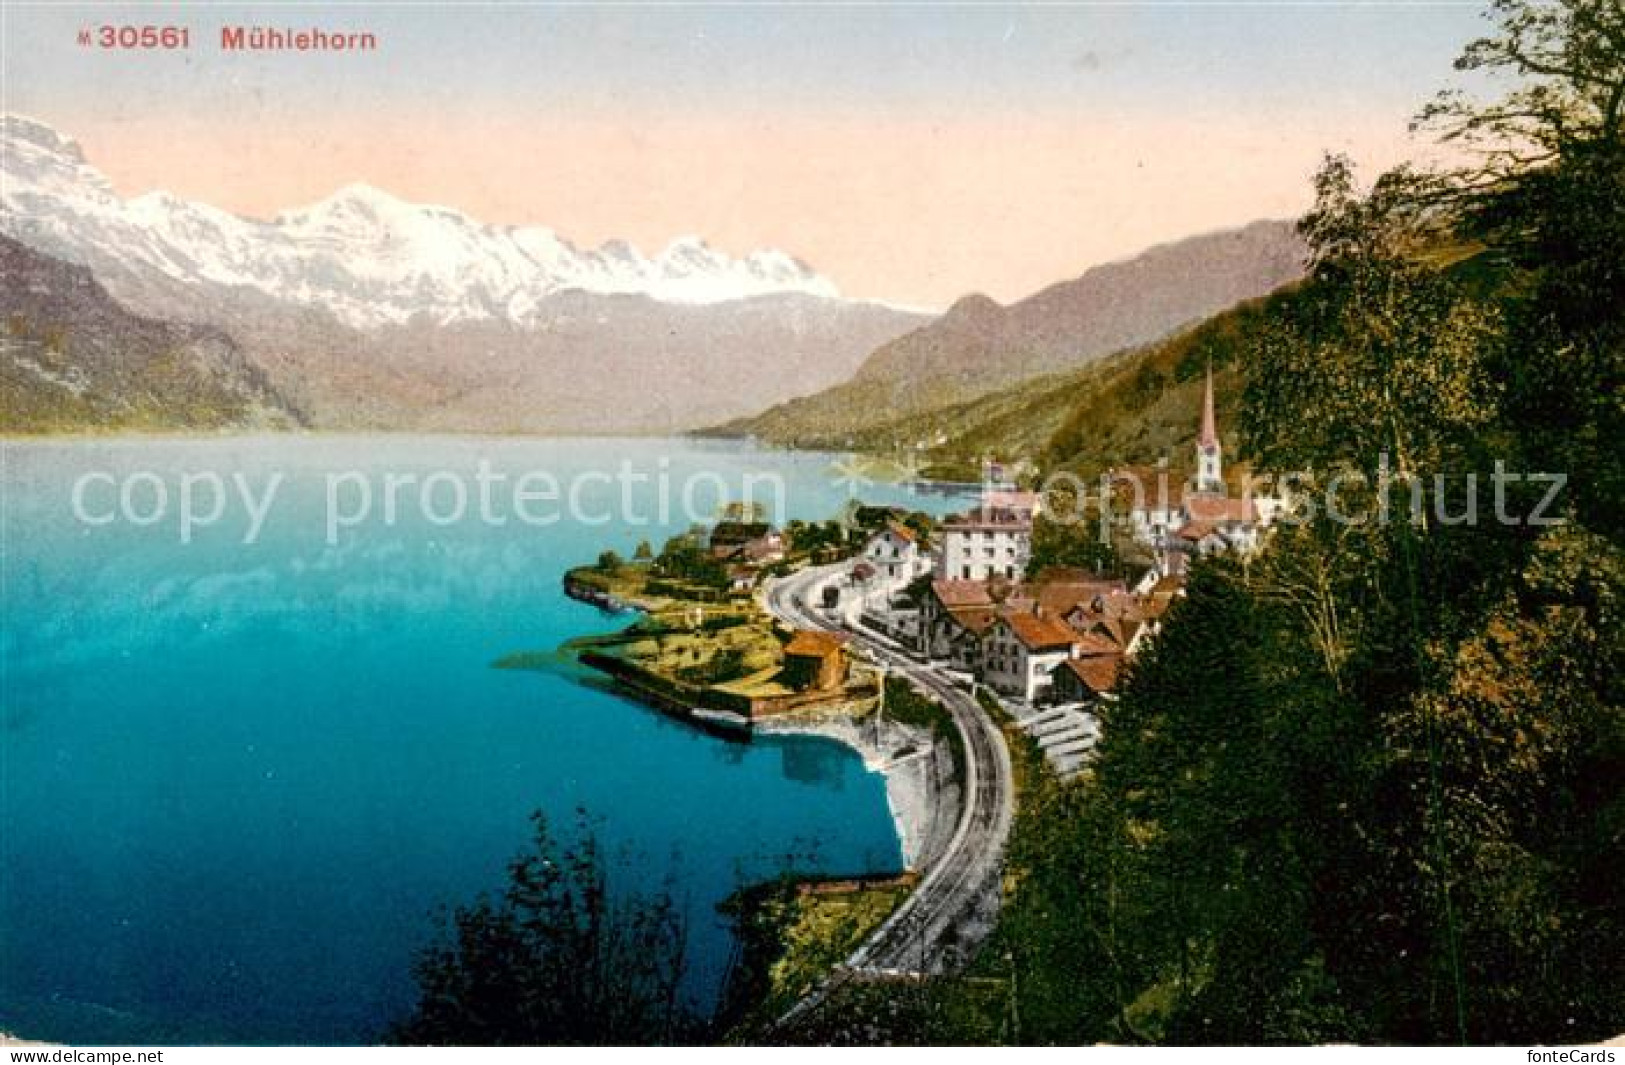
[564,368,1285,780]
[816,367,1283,777]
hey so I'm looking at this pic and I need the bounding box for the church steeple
[1196,364,1223,492]
[1199,364,1219,451]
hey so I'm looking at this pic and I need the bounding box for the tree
[634,539,654,561]
[1098,560,1373,1043]
[718,501,766,523]
[1071,22,1621,1037]
[786,519,851,557]
[1419,0,1625,531]
[597,550,624,573]
[1244,155,1504,487]
[389,810,701,1045]
[899,573,936,608]
[1024,509,1122,580]
[977,2,1623,1047]
[655,534,727,589]
[1378,526,1625,1041]
[677,647,746,686]
[1418,0,1625,182]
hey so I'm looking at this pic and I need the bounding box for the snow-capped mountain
[0,114,927,433]
[0,114,840,330]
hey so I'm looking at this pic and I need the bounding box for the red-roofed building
[1174,520,1232,557]
[1032,578,1129,617]
[1052,654,1124,703]
[711,525,786,566]
[1069,630,1126,658]
[983,608,1082,701]
[916,568,1171,701]
[1185,494,1256,524]
[944,607,1001,673]
[782,630,850,691]
[919,578,997,659]
[931,579,998,608]
[1063,590,1149,655]
[1137,573,1186,623]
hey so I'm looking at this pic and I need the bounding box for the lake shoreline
[0,427,729,444]
[756,709,958,872]
[558,565,940,869]
[3,435,973,1045]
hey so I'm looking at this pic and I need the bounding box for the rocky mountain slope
[0,235,301,432]
[235,289,932,434]
[877,291,1290,483]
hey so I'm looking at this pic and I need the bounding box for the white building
[1126,479,1191,544]
[853,522,934,643]
[1174,494,1261,555]
[936,491,1040,581]
[860,522,931,584]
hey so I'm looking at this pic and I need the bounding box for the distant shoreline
[0,427,736,443]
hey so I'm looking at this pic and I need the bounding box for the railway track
[762,566,1014,1026]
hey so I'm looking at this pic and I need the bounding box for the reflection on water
[778,736,855,788]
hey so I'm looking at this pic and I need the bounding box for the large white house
[851,521,935,641]
[935,490,1040,581]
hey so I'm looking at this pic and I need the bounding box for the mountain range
[2,114,1308,437]
[709,220,1308,447]
[0,114,923,433]
[1,114,851,329]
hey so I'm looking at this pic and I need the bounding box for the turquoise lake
[0,436,972,1044]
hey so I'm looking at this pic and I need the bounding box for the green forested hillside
[786,296,1281,484]
[987,0,1624,1045]
[707,221,1306,451]
[908,261,1504,485]
[780,0,1623,1047]
[0,236,303,433]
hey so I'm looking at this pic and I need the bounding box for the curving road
[763,564,1014,988]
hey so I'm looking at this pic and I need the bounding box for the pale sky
[2,2,1490,307]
